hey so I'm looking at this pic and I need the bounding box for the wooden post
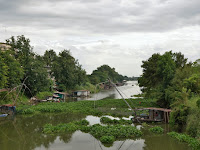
[164,112,166,123]
[167,112,169,123]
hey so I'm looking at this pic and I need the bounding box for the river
[0,81,191,150]
[67,81,142,101]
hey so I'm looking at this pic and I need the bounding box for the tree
[6,35,52,96]
[0,54,8,88]
[52,50,87,91]
[43,49,57,67]
[139,51,188,108]
[0,50,24,88]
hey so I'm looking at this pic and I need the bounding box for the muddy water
[0,114,190,150]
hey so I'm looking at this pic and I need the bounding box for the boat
[0,114,8,117]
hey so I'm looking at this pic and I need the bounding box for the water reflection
[0,114,190,150]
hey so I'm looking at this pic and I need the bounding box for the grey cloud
[0,0,200,34]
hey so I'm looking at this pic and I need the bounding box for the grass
[168,132,200,150]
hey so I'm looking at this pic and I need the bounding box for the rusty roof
[134,107,171,112]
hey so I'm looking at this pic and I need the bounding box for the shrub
[196,99,200,108]
[149,126,164,134]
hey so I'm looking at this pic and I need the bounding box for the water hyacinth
[149,126,164,134]
[168,132,200,150]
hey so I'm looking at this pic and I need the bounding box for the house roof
[53,94,60,98]
[134,107,171,112]
[54,91,68,95]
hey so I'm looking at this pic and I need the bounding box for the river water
[0,114,190,150]
[68,81,142,101]
[0,81,191,150]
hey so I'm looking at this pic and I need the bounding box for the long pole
[108,78,140,123]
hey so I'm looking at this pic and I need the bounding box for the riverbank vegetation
[139,51,200,145]
[0,35,132,104]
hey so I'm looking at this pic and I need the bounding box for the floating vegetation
[149,126,164,134]
[168,132,200,150]
[141,122,149,127]
[100,136,115,144]
[43,120,142,145]
[100,117,132,125]
[17,98,158,117]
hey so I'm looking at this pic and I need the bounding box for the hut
[54,92,67,100]
[132,107,171,123]
[72,90,90,97]
[0,104,16,114]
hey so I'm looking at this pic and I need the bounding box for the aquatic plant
[100,136,115,144]
[168,132,200,150]
[17,98,158,117]
[149,126,164,134]
[43,120,142,144]
[90,124,142,139]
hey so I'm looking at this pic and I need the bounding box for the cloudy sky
[0,0,200,76]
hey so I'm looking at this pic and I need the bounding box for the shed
[54,92,67,99]
[132,107,171,123]
[72,90,90,97]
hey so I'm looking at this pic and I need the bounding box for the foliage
[89,65,124,85]
[196,99,200,108]
[52,50,87,91]
[74,82,100,93]
[36,91,53,100]
[16,98,158,117]
[5,35,52,97]
[139,51,188,108]
[43,121,142,145]
[149,126,164,134]
[169,104,189,127]
[100,136,115,144]
[0,50,24,89]
[168,132,200,150]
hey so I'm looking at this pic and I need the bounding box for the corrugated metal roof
[134,107,171,112]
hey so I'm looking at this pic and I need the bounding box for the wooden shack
[72,90,90,97]
[132,107,171,123]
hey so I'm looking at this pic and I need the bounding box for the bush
[100,136,115,144]
[196,99,200,108]
[36,91,53,100]
[149,126,164,134]
[169,104,189,127]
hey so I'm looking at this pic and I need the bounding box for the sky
[0,0,200,77]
